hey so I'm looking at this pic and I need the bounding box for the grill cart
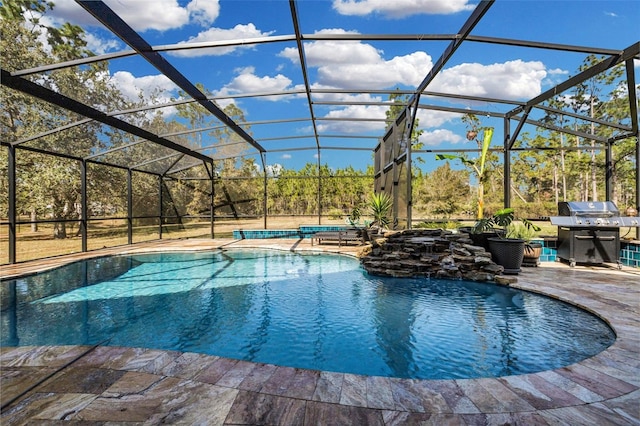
[550,201,640,268]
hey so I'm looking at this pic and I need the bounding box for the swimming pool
[0,250,615,380]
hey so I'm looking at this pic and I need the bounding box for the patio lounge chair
[311,229,364,247]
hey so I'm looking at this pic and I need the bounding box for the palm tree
[436,113,493,219]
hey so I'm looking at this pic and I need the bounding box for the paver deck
[1,238,639,425]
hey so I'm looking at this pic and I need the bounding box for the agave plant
[369,192,392,231]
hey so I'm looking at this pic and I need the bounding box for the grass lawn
[2,216,636,265]
[0,216,345,264]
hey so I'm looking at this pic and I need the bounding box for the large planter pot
[488,237,525,275]
[469,230,506,251]
[458,226,474,235]
[522,242,542,267]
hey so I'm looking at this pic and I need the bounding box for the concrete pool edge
[1,239,639,424]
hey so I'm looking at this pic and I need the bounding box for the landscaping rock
[495,275,518,285]
[360,229,513,283]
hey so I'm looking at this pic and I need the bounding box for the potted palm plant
[465,205,508,251]
[507,223,543,267]
[465,219,506,251]
[474,208,541,274]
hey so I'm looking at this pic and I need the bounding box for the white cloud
[43,0,223,55]
[280,33,433,90]
[415,109,460,129]
[25,14,54,55]
[547,68,569,76]
[40,0,104,27]
[110,71,178,104]
[316,103,389,134]
[311,90,378,103]
[100,0,208,32]
[23,12,120,56]
[186,0,220,26]
[332,0,474,18]
[418,128,462,147]
[543,67,570,87]
[102,1,185,31]
[280,30,382,66]
[83,31,121,55]
[228,71,292,94]
[215,67,294,101]
[316,51,432,89]
[281,154,292,159]
[213,98,238,110]
[431,60,547,100]
[310,92,461,135]
[170,24,276,57]
[265,163,283,177]
[47,0,203,31]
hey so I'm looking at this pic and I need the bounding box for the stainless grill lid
[558,201,619,217]
[550,201,640,227]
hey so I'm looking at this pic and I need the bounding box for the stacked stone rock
[360,229,517,284]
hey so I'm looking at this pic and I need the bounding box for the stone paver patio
[1,238,639,425]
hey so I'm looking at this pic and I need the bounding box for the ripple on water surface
[1,250,615,379]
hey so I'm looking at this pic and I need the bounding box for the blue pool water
[1,250,615,379]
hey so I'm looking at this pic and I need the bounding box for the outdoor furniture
[311,229,363,247]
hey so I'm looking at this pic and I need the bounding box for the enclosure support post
[605,142,613,202]
[503,118,511,208]
[8,144,16,264]
[626,58,640,240]
[406,140,412,230]
[263,171,268,230]
[636,134,640,240]
[210,163,215,239]
[80,160,87,252]
[407,102,419,229]
[261,153,267,230]
[127,168,133,245]
[158,175,163,239]
[317,151,322,225]
[392,139,399,228]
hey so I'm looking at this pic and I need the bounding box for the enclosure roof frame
[0,0,637,179]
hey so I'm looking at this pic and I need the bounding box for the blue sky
[39,0,639,172]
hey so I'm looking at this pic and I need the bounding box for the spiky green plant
[369,192,392,231]
[347,206,361,227]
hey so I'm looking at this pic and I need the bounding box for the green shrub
[414,221,439,229]
[327,208,344,220]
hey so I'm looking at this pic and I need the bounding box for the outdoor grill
[550,201,640,268]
